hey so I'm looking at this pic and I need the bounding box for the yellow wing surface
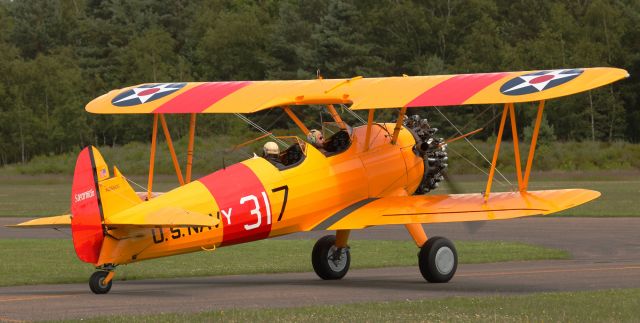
[9,208,218,229]
[104,207,217,228]
[86,67,628,114]
[8,214,72,229]
[314,189,599,230]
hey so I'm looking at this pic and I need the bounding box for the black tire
[312,235,350,280]
[89,271,113,294]
[418,236,457,283]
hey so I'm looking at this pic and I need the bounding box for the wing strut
[390,106,408,144]
[484,100,546,201]
[185,113,197,183]
[485,104,509,201]
[147,114,159,200]
[364,109,374,151]
[147,113,198,200]
[159,115,185,186]
[326,104,347,130]
[508,103,524,189]
[523,100,545,190]
[282,106,310,135]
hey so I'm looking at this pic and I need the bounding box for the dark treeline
[0,0,638,165]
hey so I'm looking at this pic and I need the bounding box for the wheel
[418,236,457,283]
[89,271,112,294]
[312,235,350,280]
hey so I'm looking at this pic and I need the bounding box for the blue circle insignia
[111,83,187,107]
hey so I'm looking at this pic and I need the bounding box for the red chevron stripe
[154,81,251,113]
[407,73,508,107]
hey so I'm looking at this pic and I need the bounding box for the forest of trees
[0,0,638,165]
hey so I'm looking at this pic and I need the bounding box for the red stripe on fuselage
[198,163,272,246]
[154,81,251,113]
[407,73,508,107]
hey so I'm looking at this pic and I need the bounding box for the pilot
[262,141,285,170]
[307,129,325,150]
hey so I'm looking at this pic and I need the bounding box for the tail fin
[70,146,140,264]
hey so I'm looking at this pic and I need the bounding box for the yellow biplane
[10,67,628,294]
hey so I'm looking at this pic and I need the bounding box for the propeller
[442,171,486,235]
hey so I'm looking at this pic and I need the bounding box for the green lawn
[0,239,568,287]
[59,288,640,323]
[0,174,177,217]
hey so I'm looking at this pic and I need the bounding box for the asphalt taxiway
[1,217,639,321]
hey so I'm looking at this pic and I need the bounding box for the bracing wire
[447,146,509,187]
[235,113,289,147]
[340,104,367,124]
[434,107,513,187]
[124,176,149,192]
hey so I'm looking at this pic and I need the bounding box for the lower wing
[314,189,599,230]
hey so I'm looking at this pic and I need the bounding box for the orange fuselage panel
[97,124,423,265]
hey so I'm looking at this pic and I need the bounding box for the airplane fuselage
[97,124,423,266]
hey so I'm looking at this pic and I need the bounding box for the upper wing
[312,189,599,230]
[86,67,628,114]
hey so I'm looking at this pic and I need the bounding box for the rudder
[70,146,140,264]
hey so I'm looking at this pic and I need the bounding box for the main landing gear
[312,233,351,280]
[405,223,457,283]
[89,265,116,294]
[418,236,457,283]
[311,225,457,283]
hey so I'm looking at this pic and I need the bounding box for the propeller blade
[442,172,463,194]
[464,220,486,234]
[443,172,486,234]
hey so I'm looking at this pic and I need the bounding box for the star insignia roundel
[500,69,583,96]
[111,83,187,107]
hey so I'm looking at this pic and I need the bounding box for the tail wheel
[312,235,350,280]
[89,271,112,294]
[418,236,457,283]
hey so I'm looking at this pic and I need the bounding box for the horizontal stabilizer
[8,214,71,229]
[316,189,599,230]
[105,207,219,228]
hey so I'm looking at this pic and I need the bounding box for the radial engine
[404,115,449,194]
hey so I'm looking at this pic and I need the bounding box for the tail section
[12,146,217,265]
[70,146,140,264]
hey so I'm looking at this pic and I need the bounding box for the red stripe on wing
[154,81,252,113]
[406,73,508,107]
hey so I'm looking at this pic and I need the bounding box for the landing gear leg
[405,223,428,247]
[312,230,351,280]
[89,265,116,294]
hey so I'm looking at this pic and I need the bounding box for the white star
[502,70,582,94]
[113,84,181,104]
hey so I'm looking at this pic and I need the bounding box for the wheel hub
[435,246,455,275]
[98,277,108,288]
[327,246,347,272]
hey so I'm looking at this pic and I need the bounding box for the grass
[0,174,177,217]
[1,172,637,217]
[57,288,640,322]
[0,239,568,287]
